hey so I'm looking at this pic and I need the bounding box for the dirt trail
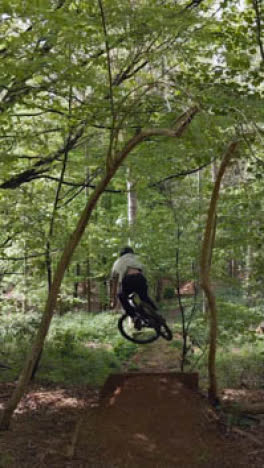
[121,307,183,373]
[125,334,182,373]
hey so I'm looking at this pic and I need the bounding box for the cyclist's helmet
[120,246,134,257]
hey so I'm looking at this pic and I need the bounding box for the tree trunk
[74,263,81,298]
[127,170,137,227]
[0,106,198,430]
[245,245,252,302]
[23,245,28,313]
[200,141,238,404]
[86,258,92,313]
[155,277,162,303]
[85,149,92,313]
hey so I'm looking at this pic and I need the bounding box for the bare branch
[0,236,12,249]
[0,252,56,261]
[184,0,206,10]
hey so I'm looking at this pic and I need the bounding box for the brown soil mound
[74,374,254,467]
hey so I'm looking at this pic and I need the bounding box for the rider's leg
[118,288,135,316]
[118,293,135,315]
[134,274,157,310]
[118,274,143,316]
[138,288,158,311]
[125,273,158,311]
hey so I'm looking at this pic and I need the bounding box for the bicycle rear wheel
[140,303,173,341]
[118,314,160,344]
[158,322,173,341]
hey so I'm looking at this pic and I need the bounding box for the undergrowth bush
[0,311,41,343]
[184,299,264,390]
[215,343,264,389]
[189,339,264,390]
[186,301,263,350]
[217,301,263,342]
[0,311,138,386]
[39,341,121,386]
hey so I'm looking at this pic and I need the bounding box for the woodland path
[123,331,182,373]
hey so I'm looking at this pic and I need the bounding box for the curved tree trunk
[200,141,238,404]
[0,106,198,430]
[0,171,115,429]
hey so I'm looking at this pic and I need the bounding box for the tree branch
[0,125,85,189]
[151,158,216,186]
[98,0,115,166]
[184,0,206,10]
[110,105,199,170]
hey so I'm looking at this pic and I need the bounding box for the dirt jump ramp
[75,373,250,467]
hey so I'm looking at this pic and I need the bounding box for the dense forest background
[0,0,264,428]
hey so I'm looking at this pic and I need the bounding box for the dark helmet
[120,246,134,257]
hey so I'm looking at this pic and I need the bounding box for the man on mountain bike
[110,246,157,316]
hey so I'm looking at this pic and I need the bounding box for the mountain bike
[118,294,173,344]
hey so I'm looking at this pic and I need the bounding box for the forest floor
[1,323,264,467]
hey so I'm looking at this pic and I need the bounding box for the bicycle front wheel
[118,314,160,344]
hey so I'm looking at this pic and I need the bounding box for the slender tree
[200,140,239,404]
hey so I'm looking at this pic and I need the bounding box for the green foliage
[0,0,263,313]
[217,301,263,344]
[50,328,76,356]
[49,311,119,343]
[186,297,264,390]
[169,339,183,350]
[111,336,138,362]
[163,287,175,300]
